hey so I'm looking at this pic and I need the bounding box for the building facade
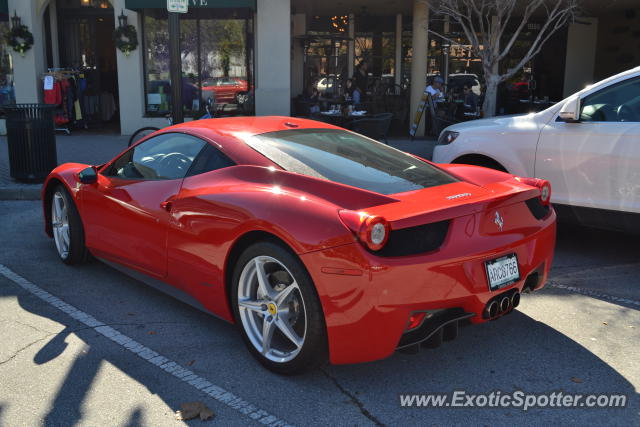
[0,0,637,135]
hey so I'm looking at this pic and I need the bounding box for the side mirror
[558,96,581,122]
[78,166,98,184]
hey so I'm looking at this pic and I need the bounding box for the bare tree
[434,0,579,116]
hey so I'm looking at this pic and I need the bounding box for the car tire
[50,185,89,265]
[128,126,159,147]
[231,241,328,375]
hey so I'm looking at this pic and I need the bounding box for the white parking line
[547,281,640,308]
[0,264,293,427]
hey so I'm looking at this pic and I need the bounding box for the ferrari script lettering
[446,193,472,200]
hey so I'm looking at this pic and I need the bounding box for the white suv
[432,67,640,232]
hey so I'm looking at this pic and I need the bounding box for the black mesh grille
[525,197,551,220]
[375,220,450,257]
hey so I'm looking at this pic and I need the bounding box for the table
[318,110,369,128]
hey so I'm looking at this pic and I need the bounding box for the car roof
[161,116,343,167]
[577,65,640,96]
[168,116,341,139]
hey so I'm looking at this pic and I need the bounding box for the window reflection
[142,8,253,117]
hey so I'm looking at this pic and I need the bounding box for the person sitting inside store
[462,84,479,113]
[344,78,362,108]
[300,84,320,114]
[427,76,445,100]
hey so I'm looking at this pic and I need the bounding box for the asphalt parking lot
[0,200,638,426]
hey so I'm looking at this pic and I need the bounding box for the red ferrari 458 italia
[42,117,556,374]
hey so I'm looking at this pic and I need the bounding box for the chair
[426,94,457,137]
[309,112,333,124]
[349,114,393,143]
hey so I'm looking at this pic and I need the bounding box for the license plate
[485,254,520,290]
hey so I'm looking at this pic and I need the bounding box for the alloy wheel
[51,192,70,260]
[237,256,307,363]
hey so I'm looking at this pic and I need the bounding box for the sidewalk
[0,133,436,200]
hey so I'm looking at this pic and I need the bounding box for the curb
[0,186,41,200]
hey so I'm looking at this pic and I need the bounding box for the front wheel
[50,185,89,264]
[128,127,159,147]
[231,242,328,375]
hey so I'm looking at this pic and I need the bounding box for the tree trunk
[483,79,499,117]
[482,62,501,117]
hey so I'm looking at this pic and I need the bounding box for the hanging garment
[44,81,62,105]
[54,113,69,125]
[60,78,71,122]
[74,100,82,120]
[83,95,99,115]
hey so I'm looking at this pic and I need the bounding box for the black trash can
[3,104,57,182]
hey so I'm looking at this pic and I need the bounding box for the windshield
[245,128,457,195]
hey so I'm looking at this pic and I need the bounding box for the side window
[186,143,235,177]
[580,77,640,122]
[105,133,206,180]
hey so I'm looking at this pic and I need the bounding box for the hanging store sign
[167,0,188,13]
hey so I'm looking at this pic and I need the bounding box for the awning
[125,0,255,10]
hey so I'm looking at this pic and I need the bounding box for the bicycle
[128,98,221,147]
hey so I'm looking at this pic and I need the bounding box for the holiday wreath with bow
[113,24,138,56]
[7,25,34,56]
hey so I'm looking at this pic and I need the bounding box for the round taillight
[338,210,390,251]
[360,216,389,251]
[517,176,552,206]
[539,181,551,205]
[370,222,386,245]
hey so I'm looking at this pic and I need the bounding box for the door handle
[160,200,173,211]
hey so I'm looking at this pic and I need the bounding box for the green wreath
[113,24,138,56]
[7,25,34,57]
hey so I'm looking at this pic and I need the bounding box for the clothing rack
[42,68,87,135]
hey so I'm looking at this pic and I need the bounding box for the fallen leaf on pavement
[175,402,215,421]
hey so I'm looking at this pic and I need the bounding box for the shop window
[0,21,15,106]
[142,8,254,118]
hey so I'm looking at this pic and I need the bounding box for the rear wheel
[231,242,328,375]
[50,185,88,264]
[128,127,159,147]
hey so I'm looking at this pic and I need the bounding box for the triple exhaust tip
[500,296,511,313]
[511,292,521,308]
[487,300,499,318]
[485,291,521,319]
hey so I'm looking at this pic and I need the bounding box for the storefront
[4,0,267,135]
[44,0,119,131]
[2,0,637,136]
[128,1,255,118]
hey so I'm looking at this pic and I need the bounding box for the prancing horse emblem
[494,211,504,231]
